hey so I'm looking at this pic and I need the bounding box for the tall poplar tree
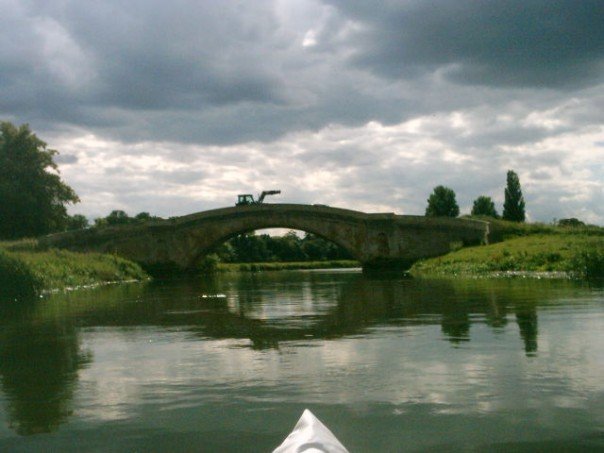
[0,122,80,239]
[502,170,525,222]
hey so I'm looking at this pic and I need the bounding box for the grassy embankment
[410,218,604,279]
[0,239,148,300]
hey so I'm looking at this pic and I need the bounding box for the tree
[134,212,162,223]
[471,196,498,218]
[105,210,131,225]
[134,212,152,222]
[0,122,79,239]
[558,218,585,228]
[301,233,352,260]
[66,214,89,231]
[425,186,459,217]
[502,170,525,222]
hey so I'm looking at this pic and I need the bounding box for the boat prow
[272,409,349,453]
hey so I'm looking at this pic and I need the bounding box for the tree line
[425,170,526,221]
[212,231,353,263]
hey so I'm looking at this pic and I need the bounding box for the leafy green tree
[268,231,306,261]
[105,210,131,225]
[558,218,585,228]
[0,122,79,239]
[503,170,525,222]
[66,214,89,230]
[229,232,274,262]
[94,210,163,228]
[471,196,498,218]
[215,231,353,263]
[134,212,152,222]
[93,217,108,228]
[301,233,352,260]
[134,212,151,222]
[133,212,163,223]
[425,186,459,217]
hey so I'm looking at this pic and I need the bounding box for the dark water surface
[1,270,603,452]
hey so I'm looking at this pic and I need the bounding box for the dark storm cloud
[2,0,603,146]
[326,0,604,88]
[0,0,290,140]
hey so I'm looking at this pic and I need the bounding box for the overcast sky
[2,0,603,224]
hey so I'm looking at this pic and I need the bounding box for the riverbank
[410,227,604,280]
[0,240,148,300]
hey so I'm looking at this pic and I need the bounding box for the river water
[0,270,603,452]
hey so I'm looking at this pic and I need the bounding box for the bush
[0,250,42,300]
[558,218,585,228]
[570,251,604,280]
[197,253,220,274]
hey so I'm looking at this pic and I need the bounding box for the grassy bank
[411,232,604,280]
[0,241,148,300]
[215,260,360,272]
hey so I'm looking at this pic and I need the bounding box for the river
[0,270,603,451]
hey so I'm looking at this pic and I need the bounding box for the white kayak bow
[272,409,349,453]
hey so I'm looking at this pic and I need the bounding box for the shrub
[0,250,42,300]
[570,251,604,280]
[197,253,220,274]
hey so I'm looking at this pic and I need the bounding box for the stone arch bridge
[40,204,490,272]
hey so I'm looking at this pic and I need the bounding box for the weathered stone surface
[39,204,489,271]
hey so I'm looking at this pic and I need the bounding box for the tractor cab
[236,194,255,206]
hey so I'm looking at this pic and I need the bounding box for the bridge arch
[172,205,370,269]
[191,224,358,267]
[40,204,489,271]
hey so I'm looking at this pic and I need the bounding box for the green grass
[0,243,148,301]
[411,233,604,279]
[215,260,360,272]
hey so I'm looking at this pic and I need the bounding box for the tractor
[236,190,281,206]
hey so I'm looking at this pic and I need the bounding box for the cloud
[53,106,604,225]
[1,0,602,224]
[53,153,78,165]
[326,0,604,89]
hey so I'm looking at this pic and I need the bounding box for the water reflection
[0,305,91,435]
[0,272,582,436]
[516,303,538,355]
